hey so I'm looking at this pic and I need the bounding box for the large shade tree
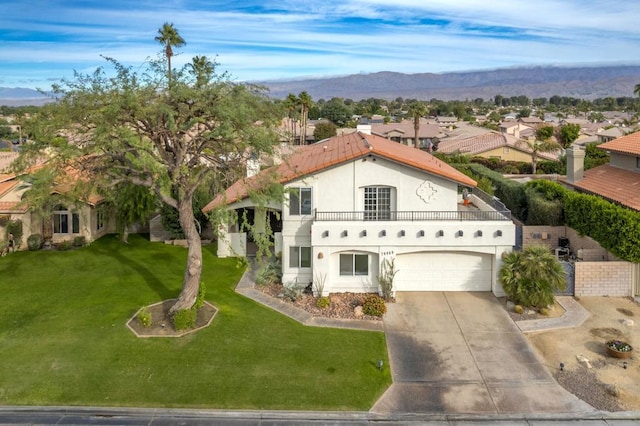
[18,28,280,313]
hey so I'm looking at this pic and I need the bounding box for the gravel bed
[553,366,623,412]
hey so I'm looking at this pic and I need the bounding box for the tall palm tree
[407,101,429,149]
[284,93,298,144]
[189,55,214,87]
[297,91,312,145]
[155,22,186,85]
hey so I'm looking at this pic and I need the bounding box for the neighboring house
[205,129,515,296]
[597,127,625,143]
[370,119,442,149]
[518,116,543,126]
[437,131,559,162]
[435,116,457,127]
[499,121,535,139]
[564,131,640,211]
[0,154,115,248]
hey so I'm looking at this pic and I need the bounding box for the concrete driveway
[371,292,594,415]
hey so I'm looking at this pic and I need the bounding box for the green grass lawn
[0,235,390,410]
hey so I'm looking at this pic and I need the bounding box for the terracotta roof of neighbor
[437,132,558,161]
[371,119,442,138]
[598,131,640,155]
[0,201,27,213]
[203,131,476,212]
[566,164,640,211]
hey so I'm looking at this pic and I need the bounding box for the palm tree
[189,55,214,87]
[155,22,186,85]
[284,93,298,144]
[518,125,561,174]
[297,91,312,145]
[407,101,429,149]
[499,245,566,307]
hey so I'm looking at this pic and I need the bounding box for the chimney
[566,146,585,183]
[356,124,372,135]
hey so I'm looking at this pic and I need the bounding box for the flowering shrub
[362,295,386,317]
[607,340,632,352]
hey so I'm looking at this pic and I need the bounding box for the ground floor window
[289,246,311,268]
[339,253,369,276]
[53,208,79,234]
[96,208,104,231]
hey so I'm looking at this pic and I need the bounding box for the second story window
[289,187,312,215]
[364,186,391,220]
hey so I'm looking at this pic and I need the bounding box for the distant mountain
[261,65,640,101]
[0,87,50,106]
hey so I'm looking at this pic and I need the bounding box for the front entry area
[394,251,492,292]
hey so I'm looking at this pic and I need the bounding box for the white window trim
[339,253,369,276]
[289,246,312,269]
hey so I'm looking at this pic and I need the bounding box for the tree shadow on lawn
[91,235,176,301]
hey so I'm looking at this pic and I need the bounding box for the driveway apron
[371,292,593,415]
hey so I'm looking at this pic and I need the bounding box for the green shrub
[316,296,330,309]
[362,295,387,317]
[513,305,524,314]
[27,234,42,251]
[499,246,566,308]
[73,236,86,247]
[138,307,152,327]
[255,259,281,286]
[194,282,206,309]
[539,307,550,316]
[172,308,196,330]
[55,240,73,251]
[6,219,23,248]
[524,188,564,226]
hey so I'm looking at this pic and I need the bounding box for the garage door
[395,251,492,291]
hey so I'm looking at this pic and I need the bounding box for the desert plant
[362,294,387,317]
[316,296,330,309]
[138,307,152,327]
[499,245,566,308]
[539,307,550,316]
[377,258,398,301]
[255,259,281,286]
[27,234,43,251]
[172,308,196,330]
[513,305,524,314]
[313,272,327,297]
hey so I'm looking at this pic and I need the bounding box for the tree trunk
[122,223,129,244]
[169,195,203,314]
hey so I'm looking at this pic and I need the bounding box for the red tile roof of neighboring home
[598,131,640,155]
[203,131,476,212]
[567,164,640,211]
[0,201,27,213]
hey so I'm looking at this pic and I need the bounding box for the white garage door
[395,251,492,291]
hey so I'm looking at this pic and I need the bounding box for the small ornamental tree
[499,245,566,308]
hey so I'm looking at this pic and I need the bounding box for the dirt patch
[526,297,640,412]
[127,299,217,337]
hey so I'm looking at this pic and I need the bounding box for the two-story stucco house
[204,130,515,296]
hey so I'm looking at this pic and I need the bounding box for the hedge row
[453,164,640,261]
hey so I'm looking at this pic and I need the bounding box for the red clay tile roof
[566,164,640,211]
[203,131,477,212]
[598,131,640,155]
[0,201,27,213]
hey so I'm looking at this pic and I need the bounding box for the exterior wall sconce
[399,230,405,237]
[380,230,386,237]
[436,230,444,237]
[361,230,367,237]
[418,230,425,237]
[322,230,329,238]
[317,252,324,259]
[341,230,348,237]
[495,230,503,237]
[457,230,464,237]
[476,230,483,237]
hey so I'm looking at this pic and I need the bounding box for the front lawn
[0,235,390,410]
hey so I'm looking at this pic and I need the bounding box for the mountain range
[260,65,640,101]
[3,65,640,106]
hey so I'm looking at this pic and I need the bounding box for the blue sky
[1,0,640,90]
